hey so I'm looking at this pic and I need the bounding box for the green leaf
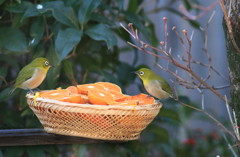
[0,0,6,5]
[45,46,61,89]
[4,1,32,13]
[85,24,116,49]
[0,27,28,53]
[127,0,140,12]
[45,1,79,28]
[3,147,24,157]
[22,3,40,18]
[12,14,25,28]
[62,60,77,85]
[78,0,102,26]
[90,13,115,26]
[159,107,180,121]
[55,28,82,62]
[183,0,192,11]
[116,62,136,87]
[23,1,78,28]
[147,125,170,143]
[123,11,158,45]
[117,0,124,10]
[29,17,44,46]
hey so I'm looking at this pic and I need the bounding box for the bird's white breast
[20,68,47,90]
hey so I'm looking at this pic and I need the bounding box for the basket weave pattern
[26,94,162,141]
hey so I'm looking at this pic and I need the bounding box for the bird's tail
[8,87,16,95]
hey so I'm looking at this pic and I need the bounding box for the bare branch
[179,1,219,20]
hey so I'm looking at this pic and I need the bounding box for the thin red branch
[182,29,192,69]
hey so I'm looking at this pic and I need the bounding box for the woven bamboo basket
[26,93,162,141]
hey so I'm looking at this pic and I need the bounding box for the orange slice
[140,96,155,105]
[56,94,88,104]
[126,93,155,105]
[96,82,122,92]
[39,89,69,100]
[88,89,115,105]
[108,90,126,102]
[66,86,78,94]
[77,83,105,95]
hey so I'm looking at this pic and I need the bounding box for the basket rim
[26,93,163,111]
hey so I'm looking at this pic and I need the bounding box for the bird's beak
[131,71,138,75]
[50,64,55,68]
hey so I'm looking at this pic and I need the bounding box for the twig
[127,42,170,61]
[179,1,219,20]
[225,95,240,141]
[174,98,235,139]
[196,88,205,110]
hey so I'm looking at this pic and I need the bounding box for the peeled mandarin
[124,93,155,105]
[39,89,69,100]
[56,94,87,104]
[88,89,115,105]
[66,86,78,95]
[77,83,105,95]
[95,82,122,93]
[107,90,126,102]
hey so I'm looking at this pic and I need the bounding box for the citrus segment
[125,93,155,105]
[56,94,87,104]
[77,83,105,95]
[66,86,78,94]
[108,90,126,102]
[39,89,69,100]
[88,89,115,105]
[96,82,122,92]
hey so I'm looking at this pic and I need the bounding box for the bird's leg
[35,88,41,92]
[28,89,35,94]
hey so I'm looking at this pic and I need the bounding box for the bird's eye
[139,71,144,76]
[45,61,49,66]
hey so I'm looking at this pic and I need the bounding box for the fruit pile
[37,82,155,106]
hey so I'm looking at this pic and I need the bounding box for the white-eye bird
[9,57,53,94]
[134,68,172,99]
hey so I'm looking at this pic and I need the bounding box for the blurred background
[0,0,235,156]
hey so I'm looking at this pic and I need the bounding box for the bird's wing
[15,65,36,87]
[157,79,172,95]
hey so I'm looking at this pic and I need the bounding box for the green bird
[134,68,173,99]
[9,57,53,94]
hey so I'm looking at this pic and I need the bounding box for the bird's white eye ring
[139,71,144,76]
[45,61,49,66]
